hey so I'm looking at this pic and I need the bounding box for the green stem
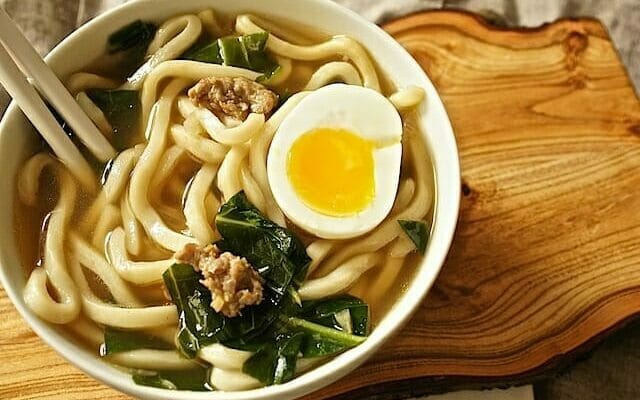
[215,215,257,230]
[284,317,367,346]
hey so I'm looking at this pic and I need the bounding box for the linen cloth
[0,1,638,399]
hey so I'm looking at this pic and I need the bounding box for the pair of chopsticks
[0,7,116,189]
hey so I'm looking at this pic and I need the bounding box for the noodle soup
[14,8,434,392]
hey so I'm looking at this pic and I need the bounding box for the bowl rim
[0,0,461,399]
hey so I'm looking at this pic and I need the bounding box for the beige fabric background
[0,1,638,399]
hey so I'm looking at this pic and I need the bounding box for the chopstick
[0,7,116,160]
[0,43,96,189]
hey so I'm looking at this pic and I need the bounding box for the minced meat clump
[188,76,278,121]
[174,243,264,318]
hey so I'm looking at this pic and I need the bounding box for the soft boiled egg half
[267,84,403,239]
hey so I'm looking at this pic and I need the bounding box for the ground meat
[174,243,264,318]
[188,76,278,121]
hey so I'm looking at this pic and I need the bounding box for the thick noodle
[235,15,380,91]
[240,162,267,213]
[299,253,379,300]
[91,203,121,249]
[197,9,224,37]
[22,155,81,324]
[184,164,218,244]
[16,10,434,392]
[76,92,113,135]
[198,343,252,370]
[389,86,426,110]
[68,317,104,348]
[128,79,197,252]
[304,61,362,90]
[66,72,118,95]
[70,232,142,307]
[198,109,265,145]
[106,350,199,370]
[125,15,203,90]
[149,145,188,198]
[121,190,143,256]
[170,123,228,164]
[217,143,249,201]
[104,145,144,204]
[210,368,262,391]
[106,227,174,285]
[68,254,178,329]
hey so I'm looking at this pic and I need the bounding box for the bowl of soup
[0,0,460,399]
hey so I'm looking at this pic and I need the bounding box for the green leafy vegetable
[86,89,140,149]
[242,331,304,385]
[233,297,369,382]
[102,327,173,355]
[216,192,311,296]
[162,263,283,357]
[301,295,369,336]
[183,32,280,80]
[105,20,156,76]
[133,367,210,391]
[238,309,367,383]
[107,20,156,54]
[222,336,269,353]
[285,316,366,358]
[398,219,429,254]
[163,263,225,357]
[160,194,370,386]
[184,41,222,64]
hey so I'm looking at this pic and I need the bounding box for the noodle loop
[15,10,435,392]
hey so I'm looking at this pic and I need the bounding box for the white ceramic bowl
[0,0,460,399]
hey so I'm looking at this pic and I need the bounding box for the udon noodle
[14,9,434,392]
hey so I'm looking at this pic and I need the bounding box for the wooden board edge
[325,312,640,400]
[382,9,639,101]
[382,9,609,45]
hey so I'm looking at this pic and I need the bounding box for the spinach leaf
[301,295,369,336]
[163,263,225,357]
[163,263,287,357]
[398,219,429,254]
[108,20,156,54]
[216,192,311,296]
[162,195,370,383]
[233,303,368,362]
[299,334,348,358]
[242,331,304,385]
[236,33,280,80]
[86,89,140,149]
[102,327,173,355]
[183,32,280,80]
[184,41,222,64]
[285,317,366,358]
[223,337,269,353]
[133,367,210,391]
[106,20,156,76]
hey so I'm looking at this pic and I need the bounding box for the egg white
[267,84,403,239]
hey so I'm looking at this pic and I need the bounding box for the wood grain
[1,10,639,400]
[0,287,128,400]
[305,11,640,399]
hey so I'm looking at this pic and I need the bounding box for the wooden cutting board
[1,10,639,400]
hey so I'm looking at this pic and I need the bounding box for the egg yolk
[287,128,375,216]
